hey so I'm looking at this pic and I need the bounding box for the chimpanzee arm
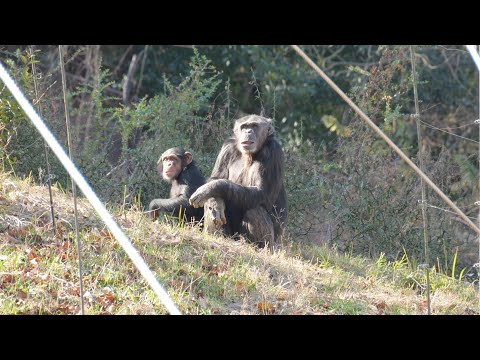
[150,164,205,213]
[201,180,268,209]
[208,138,235,181]
[190,140,284,211]
[148,184,191,213]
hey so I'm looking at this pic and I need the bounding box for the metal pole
[59,45,85,315]
[30,46,56,234]
[410,46,431,315]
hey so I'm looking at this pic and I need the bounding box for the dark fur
[149,157,205,223]
[190,115,288,246]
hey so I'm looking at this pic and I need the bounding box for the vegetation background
[1,45,479,314]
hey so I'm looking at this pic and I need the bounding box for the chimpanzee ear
[184,152,193,165]
[267,124,275,136]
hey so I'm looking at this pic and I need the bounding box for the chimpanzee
[149,146,205,224]
[189,115,288,248]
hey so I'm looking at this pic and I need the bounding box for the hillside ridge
[0,172,478,315]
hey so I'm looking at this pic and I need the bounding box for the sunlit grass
[1,171,479,315]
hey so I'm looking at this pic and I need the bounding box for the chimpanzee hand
[204,197,226,233]
[189,182,216,208]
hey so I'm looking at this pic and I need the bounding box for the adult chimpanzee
[149,146,205,224]
[189,115,288,248]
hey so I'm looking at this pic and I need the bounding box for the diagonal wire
[438,121,478,130]
[419,119,479,144]
[290,45,480,237]
[0,61,181,315]
[425,203,478,220]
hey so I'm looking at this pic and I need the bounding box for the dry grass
[1,171,479,315]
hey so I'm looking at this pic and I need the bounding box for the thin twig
[135,45,149,98]
[122,53,140,105]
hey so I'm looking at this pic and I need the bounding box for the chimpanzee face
[157,148,193,183]
[161,154,182,181]
[234,116,274,155]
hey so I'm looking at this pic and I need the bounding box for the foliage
[322,46,475,272]
[69,47,226,206]
[1,44,479,283]
[0,49,37,172]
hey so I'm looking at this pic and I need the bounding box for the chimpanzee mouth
[241,141,254,146]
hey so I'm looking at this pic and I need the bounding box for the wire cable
[0,61,181,315]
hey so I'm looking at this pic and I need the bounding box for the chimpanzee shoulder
[177,161,205,193]
[255,136,282,161]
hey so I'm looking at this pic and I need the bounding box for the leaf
[22,267,33,276]
[0,273,15,285]
[100,230,113,239]
[58,240,71,251]
[67,286,80,296]
[8,227,29,239]
[17,290,27,299]
[374,300,386,311]
[26,249,40,265]
[97,293,115,307]
[56,305,77,314]
[451,249,458,279]
[256,302,275,314]
[374,300,386,314]
[235,281,245,294]
[23,67,30,80]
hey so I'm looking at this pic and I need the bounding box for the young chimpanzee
[149,146,205,224]
[189,115,288,248]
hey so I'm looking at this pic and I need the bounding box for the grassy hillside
[0,171,478,315]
